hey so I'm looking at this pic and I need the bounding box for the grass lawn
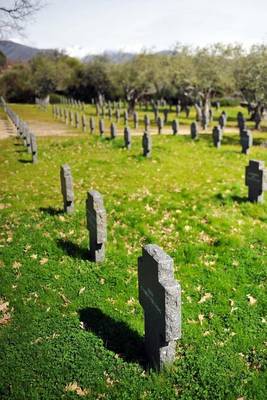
[0,104,266,399]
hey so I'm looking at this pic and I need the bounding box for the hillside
[0,40,52,62]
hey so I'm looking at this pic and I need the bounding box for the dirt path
[0,116,16,140]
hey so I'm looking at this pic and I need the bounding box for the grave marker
[212,126,222,148]
[142,131,152,157]
[60,164,74,213]
[138,244,181,370]
[245,160,267,203]
[190,122,198,140]
[30,134,38,164]
[124,126,131,149]
[240,130,253,154]
[86,190,107,262]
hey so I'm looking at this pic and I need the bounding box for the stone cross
[133,111,138,129]
[60,164,74,213]
[89,117,95,134]
[138,244,181,370]
[157,116,164,134]
[245,160,267,203]
[172,119,178,135]
[124,126,131,149]
[86,190,107,262]
[190,122,198,139]
[212,126,222,148]
[110,122,117,139]
[30,134,38,163]
[99,119,105,136]
[240,130,253,154]
[142,131,152,157]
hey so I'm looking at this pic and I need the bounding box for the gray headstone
[115,109,120,122]
[86,190,107,262]
[245,160,267,203]
[142,131,152,157]
[89,117,95,134]
[133,111,139,129]
[124,126,131,149]
[144,114,150,130]
[157,116,164,134]
[218,114,226,130]
[30,134,38,163]
[26,131,31,153]
[240,130,253,154]
[75,112,80,128]
[163,109,168,123]
[138,244,181,370]
[60,164,74,213]
[82,114,87,132]
[110,122,117,139]
[212,126,222,148]
[99,119,105,136]
[190,122,198,140]
[237,112,246,131]
[172,119,179,135]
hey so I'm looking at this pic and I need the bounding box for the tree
[0,0,44,37]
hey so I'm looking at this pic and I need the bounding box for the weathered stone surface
[190,122,198,140]
[237,112,246,132]
[245,160,267,203]
[124,126,131,149]
[240,130,253,154]
[163,109,168,123]
[86,190,107,262]
[60,164,74,213]
[212,126,222,148]
[30,134,38,163]
[138,244,181,370]
[81,114,87,132]
[142,131,152,157]
[26,131,31,154]
[218,114,226,130]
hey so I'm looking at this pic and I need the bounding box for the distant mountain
[0,40,53,62]
[83,50,135,64]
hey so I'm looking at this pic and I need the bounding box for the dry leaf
[198,293,212,304]
[30,254,38,260]
[40,258,48,265]
[64,382,89,396]
[247,295,257,306]
[0,300,9,313]
[0,313,11,326]
[12,261,21,269]
[100,278,105,285]
[79,287,86,295]
[198,314,205,325]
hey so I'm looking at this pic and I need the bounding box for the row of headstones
[60,159,266,369]
[0,97,38,163]
[60,164,181,370]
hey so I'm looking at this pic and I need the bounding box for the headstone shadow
[57,239,88,260]
[18,159,31,164]
[231,195,248,204]
[78,307,146,367]
[39,207,63,216]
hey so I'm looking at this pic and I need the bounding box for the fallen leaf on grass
[12,261,21,269]
[0,313,11,326]
[198,293,212,304]
[247,295,257,306]
[198,314,205,325]
[40,258,48,265]
[64,382,89,396]
[30,254,38,260]
[79,287,86,295]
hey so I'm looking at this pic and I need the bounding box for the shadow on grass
[39,207,63,216]
[18,159,32,164]
[215,193,248,204]
[57,239,88,260]
[231,195,248,204]
[79,307,146,367]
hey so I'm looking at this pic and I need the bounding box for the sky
[10,0,267,57]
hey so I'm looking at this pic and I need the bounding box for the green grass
[0,105,266,399]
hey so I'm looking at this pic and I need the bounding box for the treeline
[0,43,267,106]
